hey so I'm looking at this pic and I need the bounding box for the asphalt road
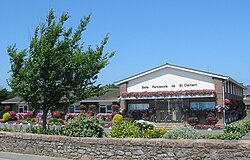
[0,152,70,160]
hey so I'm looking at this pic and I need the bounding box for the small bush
[23,118,36,124]
[224,119,250,135]
[144,128,168,138]
[49,118,59,125]
[109,121,141,138]
[2,112,11,122]
[164,127,200,139]
[0,106,5,119]
[62,113,103,137]
[112,114,123,125]
[135,120,155,131]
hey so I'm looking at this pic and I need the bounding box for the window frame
[68,105,80,113]
[190,102,215,110]
[18,105,29,113]
[128,103,149,111]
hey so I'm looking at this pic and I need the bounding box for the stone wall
[0,131,250,160]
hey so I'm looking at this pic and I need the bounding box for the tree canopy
[7,9,115,128]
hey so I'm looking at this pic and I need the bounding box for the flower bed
[65,113,80,120]
[194,124,222,129]
[121,89,215,98]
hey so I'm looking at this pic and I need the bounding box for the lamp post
[222,80,227,126]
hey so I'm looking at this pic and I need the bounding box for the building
[115,63,245,125]
[1,88,120,116]
[1,97,29,113]
[244,85,250,109]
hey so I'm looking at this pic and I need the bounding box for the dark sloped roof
[1,97,23,104]
[84,88,120,101]
[244,85,250,96]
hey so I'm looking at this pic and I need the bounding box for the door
[154,99,183,123]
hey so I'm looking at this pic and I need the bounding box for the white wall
[127,67,215,92]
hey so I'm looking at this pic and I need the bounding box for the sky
[1,0,250,90]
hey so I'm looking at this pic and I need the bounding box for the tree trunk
[42,108,49,130]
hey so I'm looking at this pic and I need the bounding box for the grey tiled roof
[1,97,23,104]
[84,88,120,101]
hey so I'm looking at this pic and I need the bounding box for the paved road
[0,152,70,160]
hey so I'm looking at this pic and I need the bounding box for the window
[18,105,28,113]
[128,103,149,111]
[190,102,215,110]
[68,105,80,113]
[99,105,112,113]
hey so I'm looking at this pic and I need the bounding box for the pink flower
[80,105,88,110]
[26,111,33,117]
[52,111,61,118]
[9,111,16,117]
[224,99,232,105]
[4,105,11,111]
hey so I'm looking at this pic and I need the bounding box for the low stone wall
[0,131,250,160]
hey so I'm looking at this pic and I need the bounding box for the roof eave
[115,63,229,85]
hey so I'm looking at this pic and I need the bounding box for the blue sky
[1,1,250,90]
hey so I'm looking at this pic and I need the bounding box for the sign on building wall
[127,68,215,92]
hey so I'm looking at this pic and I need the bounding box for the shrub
[2,112,11,122]
[49,118,59,125]
[224,119,250,135]
[201,132,243,140]
[206,116,218,125]
[187,117,198,126]
[62,113,103,137]
[112,114,123,125]
[135,120,155,131]
[23,118,36,124]
[144,128,168,138]
[109,121,141,138]
[0,106,5,119]
[164,127,201,139]
[202,119,250,140]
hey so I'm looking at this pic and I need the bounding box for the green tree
[7,9,115,129]
[0,88,14,102]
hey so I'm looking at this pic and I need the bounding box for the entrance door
[155,100,168,122]
[154,99,183,123]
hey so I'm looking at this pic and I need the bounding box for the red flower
[111,105,120,110]
[86,111,93,116]
[187,117,199,126]
[206,116,218,125]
